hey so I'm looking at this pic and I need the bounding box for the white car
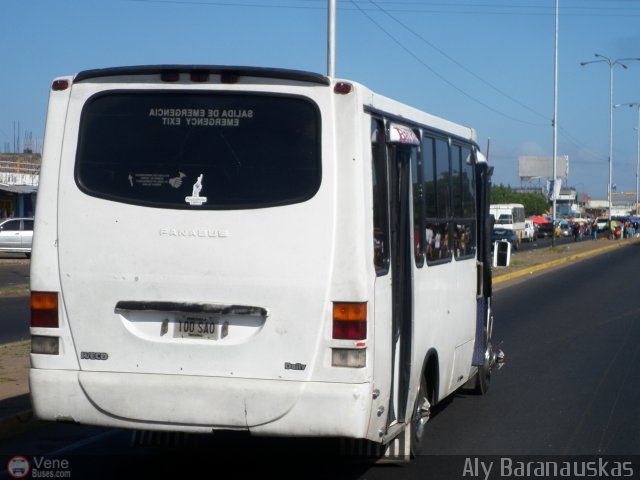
[0,217,34,258]
[522,220,537,242]
[559,223,571,237]
[595,217,609,232]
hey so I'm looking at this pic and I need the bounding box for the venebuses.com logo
[6,455,71,478]
[6,456,30,479]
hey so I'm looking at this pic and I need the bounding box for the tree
[490,184,549,216]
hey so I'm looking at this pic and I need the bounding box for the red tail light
[332,302,367,340]
[334,82,353,94]
[31,292,59,328]
[52,79,69,91]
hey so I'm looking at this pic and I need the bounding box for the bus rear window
[75,92,321,209]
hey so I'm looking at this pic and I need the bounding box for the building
[0,152,40,218]
[584,198,636,217]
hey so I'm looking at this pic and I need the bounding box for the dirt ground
[0,340,30,401]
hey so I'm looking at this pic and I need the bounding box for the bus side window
[422,136,436,262]
[371,118,390,275]
[422,135,452,263]
[411,141,425,267]
[453,144,476,259]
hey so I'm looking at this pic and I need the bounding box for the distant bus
[30,65,497,460]
[490,203,526,242]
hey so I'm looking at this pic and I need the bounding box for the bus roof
[70,64,477,145]
[73,65,331,86]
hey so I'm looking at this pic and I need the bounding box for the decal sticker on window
[148,108,253,127]
[128,171,187,189]
[169,172,187,188]
[185,174,207,205]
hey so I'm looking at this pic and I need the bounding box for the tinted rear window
[75,92,321,209]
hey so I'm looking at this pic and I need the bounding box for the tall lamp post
[580,54,640,224]
[327,0,336,77]
[551,0,559,247]
[614,102,640,214]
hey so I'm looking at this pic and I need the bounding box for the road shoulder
[0,341,36,441]
[493,237,638,287]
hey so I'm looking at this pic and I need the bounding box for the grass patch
[0,285,29,297]
[547,247,570,254]
[0,340,30,354]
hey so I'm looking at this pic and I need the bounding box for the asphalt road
[0,295,29,344]
[420,242,640,456]
[0,258,29,344]
[2,245,639,479]
[0,256,29,288]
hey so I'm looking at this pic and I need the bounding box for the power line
[349,1,547,126]
[128,0,640,17]
[342,1,640,16]
[128,0,318,9]
[360,1,617,166]
[367,0,550,124]
[558,127,606,163]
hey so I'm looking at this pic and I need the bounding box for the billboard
[518,156,568,179]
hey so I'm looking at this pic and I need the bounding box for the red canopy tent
[530,215,550,224]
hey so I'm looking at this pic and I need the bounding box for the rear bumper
[29,368,373,439]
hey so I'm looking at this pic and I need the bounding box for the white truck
[489,203,526,243]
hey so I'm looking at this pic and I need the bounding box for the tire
[473,340,492,395]
[473,307,494,395]
[410,375,431,457]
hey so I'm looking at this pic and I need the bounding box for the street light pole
[327,0,336,77]
[615,103,640,214]
[580,54,640,225]
[551,0,559,247]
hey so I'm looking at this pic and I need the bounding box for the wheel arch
[420,348,439,407]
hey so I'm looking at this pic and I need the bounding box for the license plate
[174,315,222,340]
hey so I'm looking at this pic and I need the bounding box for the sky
[3,0,640,200]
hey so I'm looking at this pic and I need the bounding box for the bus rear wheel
[474,340,492,395]
[410,375,431,456]
[473,308,494,395]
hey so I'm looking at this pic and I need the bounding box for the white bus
[30,65,497,459]
[490,203,526,242]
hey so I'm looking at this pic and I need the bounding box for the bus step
[130,430,202,449]
[338,428,411,464]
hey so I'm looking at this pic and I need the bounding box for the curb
[0,284,29,298]
[493,238,636,284]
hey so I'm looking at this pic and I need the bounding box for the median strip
[493,238,637,284]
